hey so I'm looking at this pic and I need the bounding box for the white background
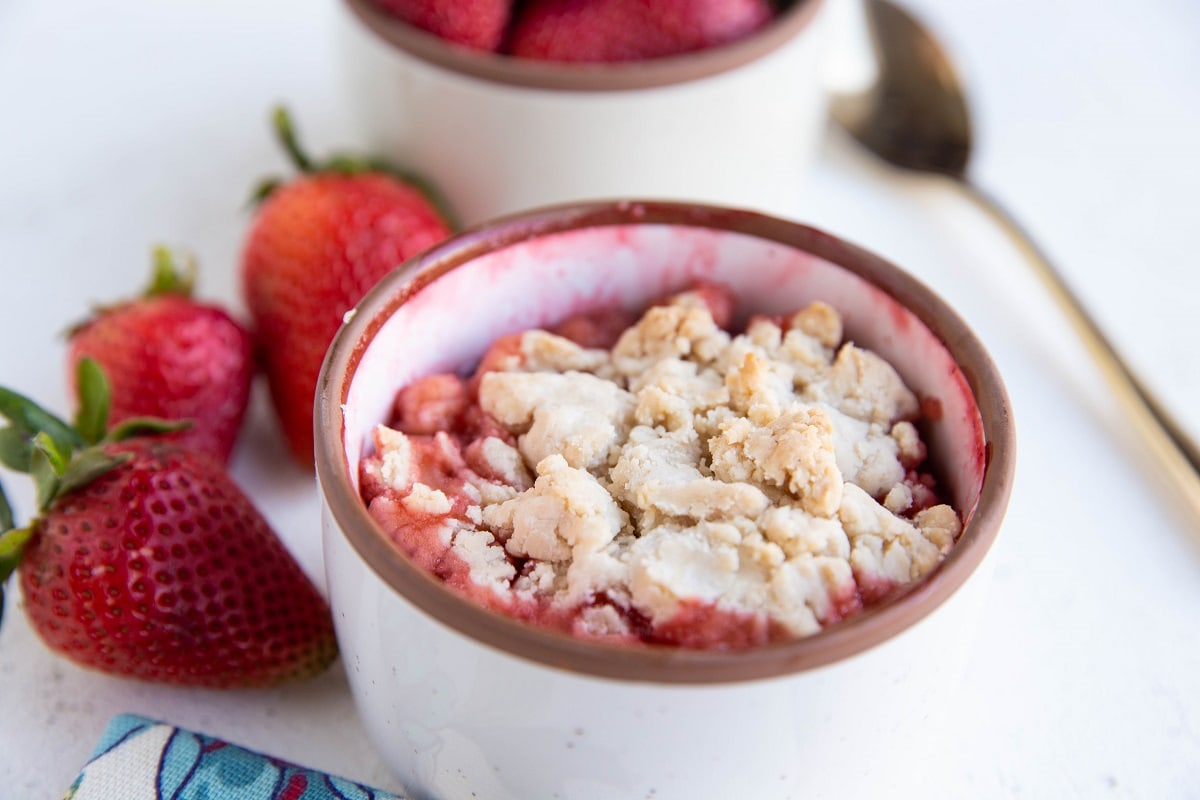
[1,0,1198,797]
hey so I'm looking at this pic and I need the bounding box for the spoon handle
[960,180,1200,522]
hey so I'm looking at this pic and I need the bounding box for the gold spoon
[831,0,1200,522]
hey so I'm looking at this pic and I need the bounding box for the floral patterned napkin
[62,714,404,800]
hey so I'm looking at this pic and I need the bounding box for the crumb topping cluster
[360,285,960,647]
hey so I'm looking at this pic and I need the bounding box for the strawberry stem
[145,246,197,298]
[273,106,315,173]
[255,106,460,227]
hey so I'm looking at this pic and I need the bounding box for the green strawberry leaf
[0,485,22,625]
[0,525,33,589]
[0,525,31,560]
[0,386,82,464]
[74,357,111,446]
[248,177,283,206]
[323,153,375,176]
[0,427,32,472]
[57,448,131,498]
[107,416,191,443]
[0,481,13,532]
[32,431,70,475]
[75,360,189,446]
[146,246,197,298]
[30,438,62,512]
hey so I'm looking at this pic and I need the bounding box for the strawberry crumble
[359,284,961,649]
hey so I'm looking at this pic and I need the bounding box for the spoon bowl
[832,0,1200,525]
[833,0,971,177]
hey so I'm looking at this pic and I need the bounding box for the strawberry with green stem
[242,107,454,466]
[0,359,337,687]
[67,247,254,464]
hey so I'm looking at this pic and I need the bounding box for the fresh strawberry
[242,108,453,466]
[0,360,337,687]
[67,248,253,464]
[371,0,514,51]
[508,0,776,62]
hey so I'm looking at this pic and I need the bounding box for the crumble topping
[361,284,961,648]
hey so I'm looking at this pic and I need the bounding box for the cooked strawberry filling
[360,283,961,649]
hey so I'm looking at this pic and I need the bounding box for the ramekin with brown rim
[316,200,1014,800]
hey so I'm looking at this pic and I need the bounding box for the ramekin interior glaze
[315,200,1014,684]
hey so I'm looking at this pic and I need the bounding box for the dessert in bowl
[359,280,964,650]
[316,200,1014,800]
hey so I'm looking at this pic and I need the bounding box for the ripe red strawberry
[67,249,253,464]
[371,0,514,51]
[0,361,337,687]
[508,0,776,62]
[242,108,453,466]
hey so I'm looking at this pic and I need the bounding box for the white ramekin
[316,200,1015,800]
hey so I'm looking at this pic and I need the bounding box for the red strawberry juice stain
[467,333,525,393]
[851,571,900,608]
[822,582,867,626]
[651,279,735,328]
[752,312,788,332]
[879,290,915,335]
[551,308,639,350]
[947,363,988,489]
[677,232,721,284]
[903,470,941,513]
[646,600,781,649]
[392,373,471,435]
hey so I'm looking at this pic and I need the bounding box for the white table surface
[2,1,1198,797]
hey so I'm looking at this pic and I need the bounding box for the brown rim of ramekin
[343,0,826,92]
[315,199,1016,685]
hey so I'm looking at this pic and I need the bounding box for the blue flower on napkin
[63,714,404,800]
